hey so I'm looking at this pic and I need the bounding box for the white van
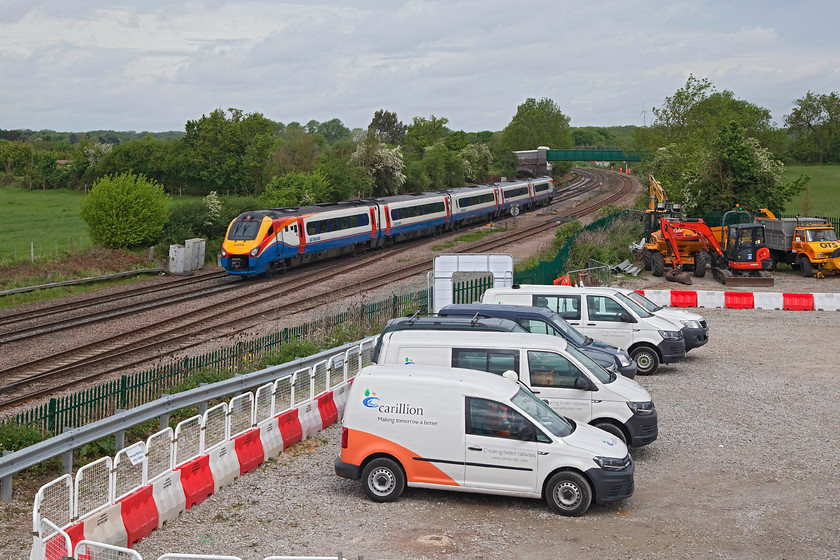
[335,364,634,516]
[375,330,657,448]
[481,285,686,375]
[612,288,709,352]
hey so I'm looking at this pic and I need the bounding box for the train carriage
[448,184,500,226]
[377,191,451,242]
[497,178,534,211]
[531,176,555,206]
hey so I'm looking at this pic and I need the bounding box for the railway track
[0,169,635,410]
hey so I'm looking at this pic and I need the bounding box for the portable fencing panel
[113,443,148,501]
[296,400,322,440]
[117,485,158,547]
[33,474,74,537]
[277,408,303,450]
[36,518,72,560]
[258,416,285,461]
[344,346,362,381]
[203,403,229,452]
[254,382,275,425]
[312,360,328,398]
[74,457,113,520]
[150,469,186,529]
[228,393,254,438]
[146,428,175,481]
[176,455,214,510]
[316,392,338,429]
[274,375,293,413]
[327,354,345,388]
[156,554,243,560]
[360,337,376,367]
[74,539,143,559]
[174,416,203,468]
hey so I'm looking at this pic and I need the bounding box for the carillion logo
[362,388,381,408]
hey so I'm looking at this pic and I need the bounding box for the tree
[352,130,406,196]
[499,98,572,152]
[273,127,322,175]
[369,110,407,145]
[404,115,449,156]
[316,118,351,144]
[315,152,373,200]
[664,122,808,215]
[785,91,840,163]
[262,170,330,207]
[460,143,492,183]
[80,172,169,248]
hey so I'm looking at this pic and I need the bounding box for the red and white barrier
[233,428,265,476]
[635,289,840,311]
[80,502,127,548]
[207,441,239,494]
[117,485,158,547]
[296,400,322,440]
[277,408,303,450]
[332,381,352,419]
[149,470,186,529]
[176,455,214,510]
[316,392,339,430]
[258,416,285,461]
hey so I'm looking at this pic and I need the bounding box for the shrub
[80,172,169,248]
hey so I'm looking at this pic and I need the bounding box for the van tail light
[341,427,349,449]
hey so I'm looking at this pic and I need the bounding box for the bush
[80,172,169,248]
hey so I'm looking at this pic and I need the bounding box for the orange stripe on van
[341,429,459,487]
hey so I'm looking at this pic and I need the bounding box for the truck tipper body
[757,210,840,277]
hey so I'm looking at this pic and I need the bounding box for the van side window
[534,295,580,321]
[586,295,626,322]
[527,350,584,389]
[466,397,533,440]
[452,349,519,375]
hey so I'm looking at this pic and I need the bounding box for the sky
[1,1,838,134]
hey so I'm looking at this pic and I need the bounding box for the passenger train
[221,176,555,276]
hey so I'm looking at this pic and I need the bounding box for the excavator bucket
[665,268,693,285]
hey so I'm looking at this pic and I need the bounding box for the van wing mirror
[574,376,595,391]
[518,423,536,441]
[620,311,635,323]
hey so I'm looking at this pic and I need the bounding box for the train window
[229,219,262,241]
[340,217,348,230]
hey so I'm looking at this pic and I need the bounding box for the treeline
[0,100,581,199]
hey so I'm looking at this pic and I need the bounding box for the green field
[0,187,92,261]
[783,165,840,216]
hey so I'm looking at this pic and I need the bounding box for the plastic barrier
[177,455,214,509]
[332,381,351,418]
[753,292,783,310]
[783,292,814,311]
[80,502,127,548]
[207,441,239,493]
[233,428,265,475]
[814,293,840,311]
[296,401,322,440]
[118,485,158,547]
[43,523,80,560]
[724,292,754,309]
[277,408,303,450]
[642,289,671,307]
[258,416,285,461]
[316,391,339,429]
[150,469,186,529]
[670,290,698,308]
[696,290,726,308]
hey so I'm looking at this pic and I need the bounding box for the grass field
[0,187,93,262]
[783,165,840,216]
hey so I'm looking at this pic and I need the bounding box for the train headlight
[221,248,227,258]
[249,247,260,257]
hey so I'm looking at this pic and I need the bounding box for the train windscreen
[228,219,263,241]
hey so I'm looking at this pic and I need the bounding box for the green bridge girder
[546,149,647,162]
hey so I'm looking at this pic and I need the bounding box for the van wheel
[593,422,627,445]
[630,346,660,375]
[362,458,405,502]
[545,471,592,516]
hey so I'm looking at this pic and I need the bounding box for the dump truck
[756,209,840,277]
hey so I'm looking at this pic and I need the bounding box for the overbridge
[516,147,648,176]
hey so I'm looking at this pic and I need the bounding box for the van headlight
[249,247,260,257]
[594,455,631,471]
[617,354,632,367]
[659,330,682,340]
[627,401,655,415]
[681,319,702,329]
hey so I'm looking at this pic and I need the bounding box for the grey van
[438,303,637,379]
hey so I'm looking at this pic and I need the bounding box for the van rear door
[464,396,539,493]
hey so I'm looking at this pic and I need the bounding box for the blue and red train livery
[221,176,554,276]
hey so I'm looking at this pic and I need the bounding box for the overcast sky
[1,1,838,134]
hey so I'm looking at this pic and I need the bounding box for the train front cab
[221,214,274,276]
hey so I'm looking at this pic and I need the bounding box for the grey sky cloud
[1,0,837,133]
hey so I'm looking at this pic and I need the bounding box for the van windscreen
[512,388,573,438]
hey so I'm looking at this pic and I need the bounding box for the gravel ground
[124,304,840,560]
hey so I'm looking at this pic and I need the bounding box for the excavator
[658,215,774,287]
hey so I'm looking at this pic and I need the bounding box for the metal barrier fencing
[29,337,378,560]
[76,539,143,559]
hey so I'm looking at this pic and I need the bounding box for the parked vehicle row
[334,284,710,516]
